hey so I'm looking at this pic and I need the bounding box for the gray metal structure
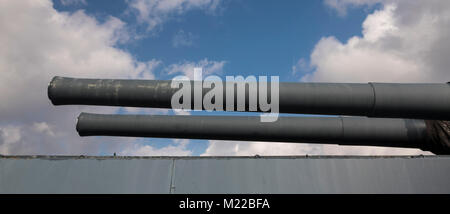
[1,156,449,194]
[48,76,450,120]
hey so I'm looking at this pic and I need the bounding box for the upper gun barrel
[48,76,450,120]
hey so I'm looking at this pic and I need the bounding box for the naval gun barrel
[49,77,450,120]
[77,113,450,154]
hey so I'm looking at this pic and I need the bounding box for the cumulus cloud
[0,0,191,155]
[172,29,196,48]
[291,58,312,77]
[166,58,226,79]
[121,139,192,156]
[60,0,87,6]
[203,141,322,156]
[0,126,22,154]
[127,0,222,31]
[324,0,382,16]
[202,140,428,156]
[303,0,450,83]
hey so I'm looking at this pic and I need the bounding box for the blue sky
[2,0,445,156]
[54,0,372,81]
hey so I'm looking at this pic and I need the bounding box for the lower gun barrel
[77,113,432,150]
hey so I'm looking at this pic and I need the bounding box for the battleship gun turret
[48,76,450,154]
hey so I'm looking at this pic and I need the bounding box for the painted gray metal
[48,76,450,120]
[0,156,449,194]
[0,157,173,194]
[76,113,428,150]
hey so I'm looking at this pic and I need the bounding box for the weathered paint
[76,114,429,150]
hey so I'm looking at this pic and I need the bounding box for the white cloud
[127,0,222,31]
[132,59,162,79]
[172,109,192,115]
[172,29,196,47]
[0,126,22,154]
[202,141,322,156]
[121,139,192,156]
[201,140,429,156]
[324,0,382,16]
[166,58,226,79]
[60,0,87,6]
[0,127,22,145]
[305,0,450,83]
[291,58,311,76]
[32,122,56,137]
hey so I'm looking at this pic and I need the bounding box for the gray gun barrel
[49,76,450,120]
[77,113,437,151]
